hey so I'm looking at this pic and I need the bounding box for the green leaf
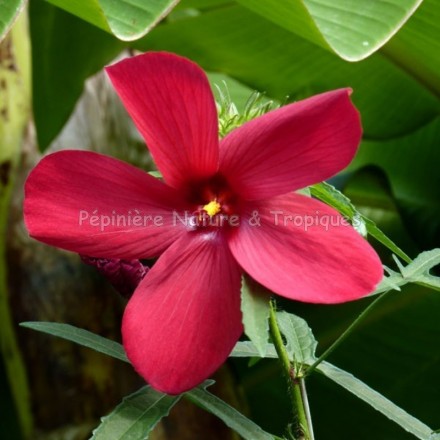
[401,249,440,278]
[91,386,180,439]
[317,361,435,440]
[356,118,440,206]
[19,322,129,363]
[208,72,270,113]
[352,117,440,250]
[18,321,277,440]
[0,0,26,42]
[46,0,180,41]
[310,181,411,263]
[371,250,440,295]
[298,284,440,438]
[230,342,437,439]
[276,312,317,365]
[231,341,277,359]
[210,73,280,138]
[237,0,423,61]
[382,0,440,99]
[30,0,124,150]
[186,384,276,440]
[369,269,405,296]
[241,277,270,358]
[138,3,439,141]
[20,321,438,440]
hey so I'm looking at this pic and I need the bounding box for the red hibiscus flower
[24,52,382,394]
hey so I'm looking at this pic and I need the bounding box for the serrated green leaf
[20,322,437,439]
[370,250,440,295]
[276,311,317,365]
[208,72,273,114]
[241,277,270,358]
[20,322,129,363]
[239,286,440,437]
[237,0,423,61]
[369,269,404,295]
[211,73,279,138]
[46,0,179,41]
[230,341,277,359]
[231,342,437,438]
[400,249,440,280]
[0,0,26,42]
[186,385,276,440]
[310,181,411,263]
[19,316,289,436]
[418,275,440,291]
[92,386,180,440]
[317,361,435,440]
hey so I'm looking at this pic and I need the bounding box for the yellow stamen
[203,200,221,217]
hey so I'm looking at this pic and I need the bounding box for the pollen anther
[203,200,222,217]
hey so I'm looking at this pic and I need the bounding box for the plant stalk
[306,291,389,376]
[269,300,314,440]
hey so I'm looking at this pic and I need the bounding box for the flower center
[202,200,222,217]
[185,174,239,230]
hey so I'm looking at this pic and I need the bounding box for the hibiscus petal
[228,193,383,303]
[106,52,219,189]
[219,89,362,200]
[122,231,243,394]
[24,151,189,259]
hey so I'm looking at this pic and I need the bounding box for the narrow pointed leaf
[186,385,276,440]
[237,0,423,61]
[230,343,437,439]
[317,361,435,440]
[310,181,411,263]
[92,386,180,440]
[46,0,180,41]
[20,322,128,363]
[241,277,270,357]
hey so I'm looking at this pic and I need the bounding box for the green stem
[269,300,313,440]
[299,378,314,440]
[306,291,389,376]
